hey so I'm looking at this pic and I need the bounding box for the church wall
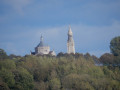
[35,46,50,55]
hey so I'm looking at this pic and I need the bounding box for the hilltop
[0,36,120,90]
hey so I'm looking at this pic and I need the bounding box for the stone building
[31,35,56,56]
[67,26,75,54]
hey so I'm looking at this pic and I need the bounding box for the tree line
[0,36,120,90]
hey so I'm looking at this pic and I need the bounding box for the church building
[31,35,56,56]
[31,26,75,56]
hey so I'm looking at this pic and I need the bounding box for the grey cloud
[1,0,33,15]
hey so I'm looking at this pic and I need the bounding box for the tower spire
[68,25,73,36]
[40,35,43,42]
[67,26,75,54]
[37,35,44,47]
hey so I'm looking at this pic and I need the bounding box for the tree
[57,52,64,57]
[0,68,15,88]
[0,78,10,90]
[9,54,21,60]
[0,49,8,60]
[110,36,120,56]
[84,53,91,60]
[13,67,34,90]
[49,78,61,90]
[99,53,114,64]
[0,60,16,70]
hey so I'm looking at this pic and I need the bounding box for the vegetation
[110,36,120,56]
[100,36,120,64]
[0,36,120,90]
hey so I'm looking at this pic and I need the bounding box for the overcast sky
[0,0,120,57]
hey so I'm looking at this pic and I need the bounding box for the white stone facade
[31,35,56,56]
[67,26,75,54]
[35,46,50,55]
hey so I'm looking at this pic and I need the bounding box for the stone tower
[67,26,75,54]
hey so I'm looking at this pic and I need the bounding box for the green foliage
[13,67,34,90]
[0,60,16,70]
[9,54,22,61]
[62,74,94,90]
[0,78,10,90]
[99,53,114,64]
[100,36,120,64]
[0,68,15,88]
[50,78,61,90]
[34,81,49,90]
[110,36,120,56]
[0,49,8,60]
[17,55,120,90]
[114,55,120,63]
[0,48,120,90]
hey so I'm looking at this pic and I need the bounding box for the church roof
[37,35,48,47]
[37,41,44,47]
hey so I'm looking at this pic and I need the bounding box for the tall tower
[67,26,75,54]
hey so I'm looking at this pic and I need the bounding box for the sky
[0,0,120,57]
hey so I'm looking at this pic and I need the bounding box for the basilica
[31,26,75,56]
[31,35,56,56]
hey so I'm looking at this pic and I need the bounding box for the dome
[37,41,44,47]
[37,35,47,47]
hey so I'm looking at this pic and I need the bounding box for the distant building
[31,35,56,56]
[67,26,75,54]
[49,51,56,56]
